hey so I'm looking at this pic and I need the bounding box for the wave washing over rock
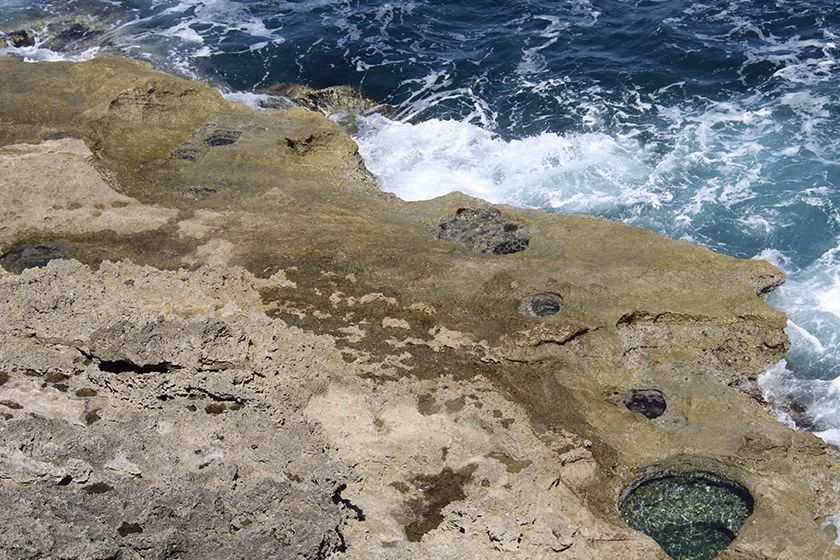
[1,2,840,559]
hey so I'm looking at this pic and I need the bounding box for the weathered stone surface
[0,139,177,250]
[258,83,390,116]
[0,56,837,560]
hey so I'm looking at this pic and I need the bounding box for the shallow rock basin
[619,470,754,560]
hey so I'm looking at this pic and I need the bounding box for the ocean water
[1,0,839,444]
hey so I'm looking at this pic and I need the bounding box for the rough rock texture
[257,83,390,116]
[0,56,838,560]
[437,207,531,255]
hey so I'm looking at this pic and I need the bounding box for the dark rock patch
[179,186,217,201]
[417,393,441,416]
[0,243,76,274]
[518,292,564,318]
[117,522,143,537]
[620,469,754,560]
[2,30,36,48]
[622,389,667,420]
[44,22,103,51]
[402,465,476,542]
[83,482,114,494]
[437,208,530,255]
[205,128,241,147]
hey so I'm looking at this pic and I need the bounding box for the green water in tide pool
[619,472,754,560]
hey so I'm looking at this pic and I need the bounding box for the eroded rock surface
[0,56,838,560]
[258,83,390,116]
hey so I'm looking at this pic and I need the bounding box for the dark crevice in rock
[116,522,143,537]
[96,359,178,374]
[331,484,365,521]
[534,327,593,348]
[172,124,242,161]
[84,409,101,425]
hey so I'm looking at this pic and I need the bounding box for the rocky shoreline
[0,55,838,559]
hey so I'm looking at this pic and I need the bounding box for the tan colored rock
[0,138,176,252]
[0,56,837,560]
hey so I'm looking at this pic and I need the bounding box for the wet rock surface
[437,208,530,255]
[0,30,35,48]
[622,389,668,420]
[258,83,390,116]
[0,242,78,274]
[0,56,837,560]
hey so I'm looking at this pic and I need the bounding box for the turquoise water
[1,0,839,443]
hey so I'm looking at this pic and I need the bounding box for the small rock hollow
[623,389,667,419]
[619,470,754,560]
[518,292,564,317]
[437,208,530,255]
[205,129,241,147]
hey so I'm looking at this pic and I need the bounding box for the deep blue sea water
[1,0,839,445]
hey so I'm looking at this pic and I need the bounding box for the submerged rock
[0,30,36,48]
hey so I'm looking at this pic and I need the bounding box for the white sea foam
[353,114,657,211]
[0,44,100,62]
[222,90,273,110]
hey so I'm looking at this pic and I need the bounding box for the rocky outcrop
[0,30,35,49]
[0,56,838,559]
[257,82,391,116]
